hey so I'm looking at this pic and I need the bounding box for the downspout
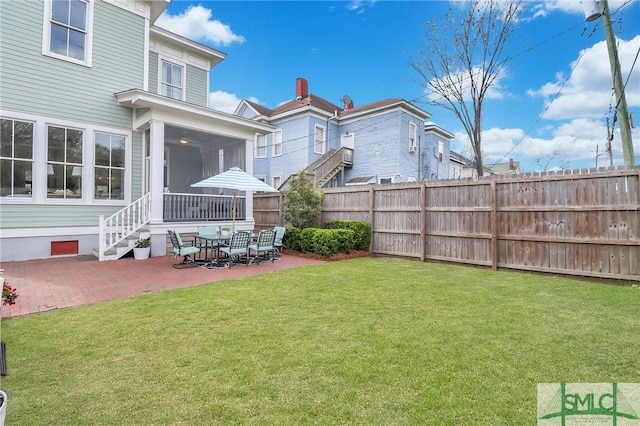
[418,133,422,180]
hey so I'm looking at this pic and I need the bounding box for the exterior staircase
[95,193,152,261]
[307,147,353,189]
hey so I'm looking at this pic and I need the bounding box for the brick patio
[0,254,324,319]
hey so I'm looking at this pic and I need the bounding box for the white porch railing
[98,193,151,261]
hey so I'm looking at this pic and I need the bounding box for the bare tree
[410,0,521,177]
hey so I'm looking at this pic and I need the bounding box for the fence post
[420,184,426,262]
[369,186,375,252]
[490,180,498,270]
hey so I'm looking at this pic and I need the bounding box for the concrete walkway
[0,254,324,319]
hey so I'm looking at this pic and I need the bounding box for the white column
[244,138,254,224]
[149,120,165,224]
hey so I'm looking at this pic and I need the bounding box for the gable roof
[238,94,431,121]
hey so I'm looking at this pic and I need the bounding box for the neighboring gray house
[449,151,479,179]
[0,0,273,262]
[235,78,453,188]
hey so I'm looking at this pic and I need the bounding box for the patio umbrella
[191,167,278,230]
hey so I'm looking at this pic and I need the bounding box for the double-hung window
[95,133,125,200]
[409,122,417,153]
[438,141,444,162]
[272,130,282,157]
[160,60,184,100]
[314,125,325,154]
[255,134,266,158]
[0,119,34,198]
[44,0,93,66]
[47,125,83,199]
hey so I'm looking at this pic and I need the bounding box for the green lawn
[1,258,639,425]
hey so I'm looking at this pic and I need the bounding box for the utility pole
[592,0,635,165]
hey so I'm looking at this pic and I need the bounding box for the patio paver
[0,254,324,319]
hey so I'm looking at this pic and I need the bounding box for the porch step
[94,228,150,261]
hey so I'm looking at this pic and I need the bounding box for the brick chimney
[296,78,308,100]
[509,158,514,170]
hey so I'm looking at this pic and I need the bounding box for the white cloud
[155,5,245,46]
[449,120,640,171]
[531,0,634,17]
[346,0,377,12]
[528,35,640,120]
[209,91,258,113]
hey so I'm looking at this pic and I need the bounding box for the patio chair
[168,230,201,268]
[218,231,251,267]
[273,226,286,254]
[249,229,276,264]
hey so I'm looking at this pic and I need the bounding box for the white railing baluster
[98,193,152,261]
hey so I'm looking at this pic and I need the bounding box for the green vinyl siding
[0,204,123,229]
[0,1,144,129]
[186,64,208,107]
[148,51,159,94]
[131,130,144,199]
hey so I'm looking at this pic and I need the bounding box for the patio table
[195,235,230,268]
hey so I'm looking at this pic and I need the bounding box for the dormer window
[43,0,94,66]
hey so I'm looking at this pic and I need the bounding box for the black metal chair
[249,229,276,263]
[218,231,251,267]
[168,230,201,268]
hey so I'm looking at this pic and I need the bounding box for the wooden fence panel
[253,167,640,281]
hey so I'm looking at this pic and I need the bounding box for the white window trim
[272,175,282,189]
[42,0,94,67]
[314,124,325,155]
[272,129,282,157]
[0,118,35,199]
[379,175,395,185]
[255,133,267,159]
[94,132,127,201]
[409,122,417,153]
[158,57,186,101]
[0,110,130,205]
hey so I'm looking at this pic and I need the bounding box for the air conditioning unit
[409,146,416,154]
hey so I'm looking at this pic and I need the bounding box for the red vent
[51,240,78,256]
[296,78,308,99]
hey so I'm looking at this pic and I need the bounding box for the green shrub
[290,227,356,257]
[324,220,371,251]
[283,172,324,229]
[298,228,319,253]
[312,229,355,257]
[283,226,301,251]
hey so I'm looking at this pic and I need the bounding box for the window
[94,132,125,200]
[47,125,83,199]
[272,175,281,189]
[43,0,93,66]
[379,177,393,184]
[0,119,34,197]
[160,60,183,100]
[409,122,417,153]
[255,134,266,158]
[272,130,282,157]
[438,141,444,162]
[314,125,325,154]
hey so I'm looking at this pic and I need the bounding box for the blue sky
[156,0,640,172]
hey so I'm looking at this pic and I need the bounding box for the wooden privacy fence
[254,167,640,281]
